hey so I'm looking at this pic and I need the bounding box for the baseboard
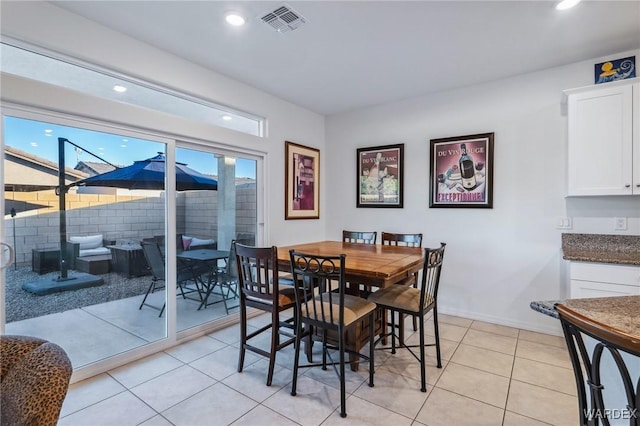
[438,306,563,337]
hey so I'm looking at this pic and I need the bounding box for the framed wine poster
[429,132,494,208]
[285,141,320,219]
[356,143,404,208]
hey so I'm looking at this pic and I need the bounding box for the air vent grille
[260,4,307,33]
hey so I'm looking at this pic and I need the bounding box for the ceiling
[50,1,640,116]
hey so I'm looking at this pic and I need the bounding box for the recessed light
[44,129,52,133]
[222,115,233,121]
[225,12,245,26]
[556,0,581,10]
[113,85,127,93]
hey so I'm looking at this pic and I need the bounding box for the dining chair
[139,241,203,316]
[342,230,377,245]
[289,250,376,418]
[381,232,423,331]
[342,230,377,297]
[235,244,298,386]
[367,243,446,392]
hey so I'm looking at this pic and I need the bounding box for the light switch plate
[556,217,573,229]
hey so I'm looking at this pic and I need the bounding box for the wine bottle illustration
[459,143,477,190]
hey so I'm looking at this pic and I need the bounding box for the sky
[3,116,256,178]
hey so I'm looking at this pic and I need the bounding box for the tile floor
[57,312,579,426]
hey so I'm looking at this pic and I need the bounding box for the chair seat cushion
[302,293,377,327]
[78,247,111,257]
[245,285,297,308]
[368,285,434,314]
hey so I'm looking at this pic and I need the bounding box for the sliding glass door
[2,114,259,373]
[2,115,170,367]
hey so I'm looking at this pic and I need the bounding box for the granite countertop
[562,233,640,266]
[562,296,640,340]
[531,296,640,344]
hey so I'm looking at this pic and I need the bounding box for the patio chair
[198,240,240,314]
[139,241,203,316]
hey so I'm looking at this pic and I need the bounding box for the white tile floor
[56,312,579,425]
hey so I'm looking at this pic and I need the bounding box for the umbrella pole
[58,137,70,280]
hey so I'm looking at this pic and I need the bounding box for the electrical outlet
[614,217,627,231]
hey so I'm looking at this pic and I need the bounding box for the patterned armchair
[0,335,72,426]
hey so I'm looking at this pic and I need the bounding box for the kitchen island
[531,296,639,425]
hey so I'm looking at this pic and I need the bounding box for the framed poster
[285,141,320,220]
[356,143,404,208]
[429,133,494,208]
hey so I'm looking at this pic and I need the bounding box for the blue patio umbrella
[74,153,218,191]
[51,148,217,284]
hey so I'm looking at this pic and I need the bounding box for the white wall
[0,1,326,247]
[326,49,640,335]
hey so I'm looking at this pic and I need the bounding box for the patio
[4,264,237,368]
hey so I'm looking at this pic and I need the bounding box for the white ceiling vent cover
[260,4,307,33]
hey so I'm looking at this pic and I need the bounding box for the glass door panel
[3,116,168,367]
[175,146,256,332]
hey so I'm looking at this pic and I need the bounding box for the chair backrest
[342,230,377,245]
[141,241,165,281]
[235,243,281,305]
[381,232,423,247]
[225,240,238,279]
[419,243,446,311]
[289,250,346,330]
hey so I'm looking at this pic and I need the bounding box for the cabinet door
[568,84,634,196]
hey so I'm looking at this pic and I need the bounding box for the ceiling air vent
[260,4,307,33]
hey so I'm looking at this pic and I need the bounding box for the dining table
[176,249,230,310]
[276,240,425,370]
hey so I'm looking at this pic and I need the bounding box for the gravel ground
[5,265,152,323]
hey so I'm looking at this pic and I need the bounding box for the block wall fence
[4,186,257,265]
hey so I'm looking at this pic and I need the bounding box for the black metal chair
[381,232,423,331]
[198,240,239,314]
[368,243,446,392]
[235,244,298,386]
[289,250,376,418]
[139,241,203,316]
[342,230,377,245]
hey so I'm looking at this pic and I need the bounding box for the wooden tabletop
[276,240,424,289]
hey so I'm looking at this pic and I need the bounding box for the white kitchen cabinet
[565,78,640,196]
[570,261,640,299]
